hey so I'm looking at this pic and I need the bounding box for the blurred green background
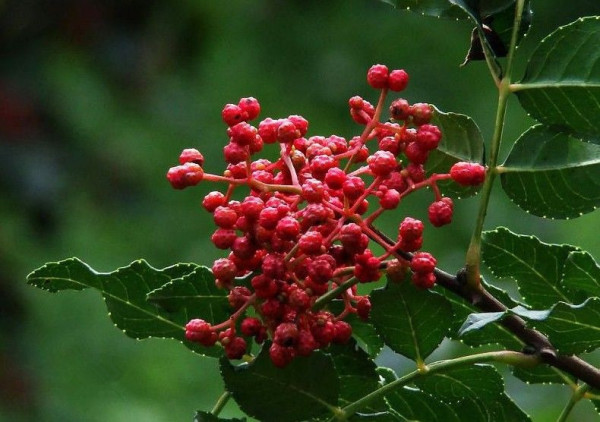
[1,0,600,421]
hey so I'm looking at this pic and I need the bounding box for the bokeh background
[1,0,600,421]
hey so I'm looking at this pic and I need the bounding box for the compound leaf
[515,17,600,140]
[220,345,339,422]
[26,258,216,353]
[370,280,453,362]
[481,227,584,308]
[500,126,600,219]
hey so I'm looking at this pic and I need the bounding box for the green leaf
[515,17,600,139]
[220,345,339,422]
[26,258,211,348]
[329,301,384,358]
[562,251,600,297]
[512,299,600,355]
[379,0,515,21]
[384,386,462,422]
[413,364,530,421]
[193,412,247,422]
[436,283,522,349]
[146,266,231,322]
[378,0,466,19]
[370,280,453,362]
[500,126,600,219]
[481,227,583,308]
[350,411,405,421]
[428,107,485,198]
[512,365,575,385]
[328,342,388,414]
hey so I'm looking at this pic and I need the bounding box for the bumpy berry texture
[167,65,480,367]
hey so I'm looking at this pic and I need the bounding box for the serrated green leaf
[370,281,453,362]
[500,126,600,219]
[220,345,339,422]
[193,411,247,422]
[512,298,600,355]
[515,17,600,139]
[147,266,231,321]
[562,250,600,297]
[385,386,463,422]
[435,282,522,349]
[328,342,388,414]
[26,258,215,352]
[413,364,530,421]
[482,227,584,308]
[329,301,384,358]
[428,107,485,198]
[512,365,575,385]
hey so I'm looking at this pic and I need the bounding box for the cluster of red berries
[167,64,486,367]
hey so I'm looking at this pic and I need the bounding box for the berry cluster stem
[465,0,525,289]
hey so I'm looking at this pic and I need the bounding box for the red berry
[404,141,429,165]
[241,317,263,337]
[310,155,337,180]
[301,179,326,203]
[258,118,281,144]
[333,320,353,343]
[450,162,486,186]
[258,207,280,230]
[269,343,295,367]
[223,141,249,164]
[224,336,247,359]
[232,236,256,260]
[211,228,237,249]
[185,319,217,346]
[275,216,301,240]
[222,103,247,126]
[416,124,442,151]
[238,97,261,121]
[390,98,411,121]
[262,253,286,279]
[296,329,319,356]
[240,196,265,220]
[274,322,299,347]
[229,122,257,146]
[202,191,226,212]
[166,163,204,189]
[212,258,237,283]
[179,148,205,165]
[367,150,397,177]
[405,163,425,182]
[356,297,371,320]
[228,286,252,309]
[213,206,238,228]
[380,188,401,209]
[299,231,324,255]
[367,64,389,89]
[342,176,366,200]
[277,119,301,143]
[399,217,424,241]
[307,254,335,284]
[428,198,454,227]
[288,115,309,137]
[412,271,436,289]
[410,252,437,274]
[388,69,409,92]
[411,103,433,125]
